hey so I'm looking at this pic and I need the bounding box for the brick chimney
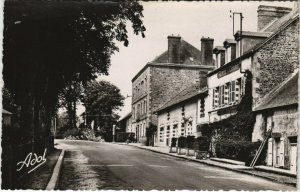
[168,35,181,63]
[257,5,292,31]
[201,37,214,66]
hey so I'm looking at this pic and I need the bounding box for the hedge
[177,136,187,148]
[194,136,210,151]
[186,136,195,149]
[215,139,265,166]
[170,137,177,147]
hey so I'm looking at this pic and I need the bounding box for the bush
[177,136,186,148]
[170,137,177,147]
[215,139,264,164]
[194,136,210,151]
[186,136,195,149]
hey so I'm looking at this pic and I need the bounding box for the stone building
[201,4,298,172]
[252,71,298,173]
[131,35,215,144]
[205,4,296,124]
[155,84,208,146]
[250,4,299,173]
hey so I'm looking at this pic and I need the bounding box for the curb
[119,144,296,187]
[45,149,65,190]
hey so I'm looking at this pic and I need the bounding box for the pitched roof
[119,112,132,122]
[152,39,202,65]
[262,9,298,32]
[254,70,298,111]
[156,84,207,113]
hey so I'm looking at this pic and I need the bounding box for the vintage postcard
[1,0,298,190]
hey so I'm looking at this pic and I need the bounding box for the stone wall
[150,66,209,116]
[252,18,299,107]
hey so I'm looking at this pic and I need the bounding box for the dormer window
[234,30,271,56]
[223,39,237,63]
[213,46,225,68]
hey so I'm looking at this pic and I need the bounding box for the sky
[78,1,294,119]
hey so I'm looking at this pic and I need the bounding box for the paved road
[56,140,296,190]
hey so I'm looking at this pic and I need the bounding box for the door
[267,138,273,166]
[290,145,297,174]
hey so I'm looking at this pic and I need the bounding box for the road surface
[56,140,296,190]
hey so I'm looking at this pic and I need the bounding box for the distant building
[131,35,215,144]
[118,112,133,133]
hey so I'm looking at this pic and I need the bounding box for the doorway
[290,144,297,174]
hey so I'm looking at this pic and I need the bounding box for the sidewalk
[16,148,62,190]
[119,143,297,187]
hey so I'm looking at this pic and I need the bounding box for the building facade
[131,36,215,144]
[156,84,207,147]
[199,4,298,172]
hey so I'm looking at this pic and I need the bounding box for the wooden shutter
[280,137,285,167]
[235,79,240,101]
[224,83,229,105]
[214,88,219,108]
[267,138,273,166]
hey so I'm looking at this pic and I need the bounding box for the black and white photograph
[1,0,299,190]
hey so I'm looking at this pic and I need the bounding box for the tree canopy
[2,0,145,146]
[83,80,124,140]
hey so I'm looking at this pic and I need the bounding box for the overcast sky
[79,1,294,118]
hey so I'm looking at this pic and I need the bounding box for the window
[213,87,219,108]
[212,89,215,108]
[200,98,205,117]
[141,81,144,93]
[144,100,146,114]
[137,104,140,117]
[159,127,164,142]
[219,85,225,106]
[166,125,170,139]
[181,106,185,117]
[133,107,135,119]
[181,123,185,136]
[229,81,235,103]
[173,124,178,137]
[167,112,170,121]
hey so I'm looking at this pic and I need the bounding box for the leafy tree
[3,1,145,151]
[58,81,84,128]
[83,80,124,141]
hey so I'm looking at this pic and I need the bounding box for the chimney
[257,5,292,31]
[168,35,181,63]
[199,71,208,89]
[201,37,214,66]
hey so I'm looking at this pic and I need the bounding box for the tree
[58,81,84,129]
[83,80,124,141]
[3,1,145,151]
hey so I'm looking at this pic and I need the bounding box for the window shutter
[267,138,273,166]
[235,80,240,101]
[214,88,219,107]
[224,83,229,105]
[280,137,285,167]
